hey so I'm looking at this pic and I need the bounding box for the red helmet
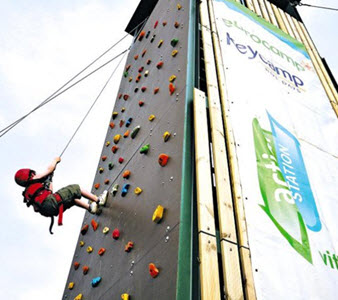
[14,169,36,187]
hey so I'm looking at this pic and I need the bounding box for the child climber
[14,157,107,234]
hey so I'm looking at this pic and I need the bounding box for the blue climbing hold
[126,117,133,127]
[121,184,130,197]
[91,277,102,287]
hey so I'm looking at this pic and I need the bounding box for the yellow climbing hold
[169,75,177,82]
[79,241,85,247]
[158,39,164,48]
[171,49,178,57]
[129,77,133,82]
[114,134,122,144]
[74,294,83,300]
[68,282,75,290]
[148,114,155,121]
[121,294,129,300]
[134,187,143,195]
[152,205,164,223]
[121,107,126,112]
[87,246,93,253]
[103,227,109,234]
[177,3,182,10]
[163,131,171,142]
[105,141,111,147]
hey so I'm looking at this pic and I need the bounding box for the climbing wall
[63,1,191,299]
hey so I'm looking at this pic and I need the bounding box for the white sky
[0,0,336,299]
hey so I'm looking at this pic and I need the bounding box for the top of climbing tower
[125,0,159,36]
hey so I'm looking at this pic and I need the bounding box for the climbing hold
[144,70,149,77]
[138,30,145,41]
[129,76,133,82]
[114,134,122,144]
[156,61,164,69]
[102,156,107,161]
[121,294,129,300]
[103,227,109,234]
[118,157,124,164]
[87,246,93,253]
[122,170,131,179]
[163,131,171,142]
[99,167,104,174]
[123,71,128,78]
[138,66,144,73]
[158,154,170,167]
[121,107,126,112]
[154,87,160,94]
[109,122,115,129]
[131,125,141,139]
[74,262,80,270]
[171,49,178,57]
[134,87,139,93]
[81,224,89,235]
[119,120,124,127]
[140,144,150,154]
[94,183,100,189]
[149,263,160,278]
[98,248,106,256]
[174,21,180,28]
[104,179,110,185]
[112,228,120,240]
[126,117,133,127]
[146,59,152,65]
[134,54,139,60]
[150,35,156,43]
[91,219,98,231]
[158,39,163,48]
[138,101,144,107]
[91,276,102,287]
[123,130,130,138]
[141,49,147,57]
[74,294,83,300]
[177,3,182,10]
[111,146,119,153]
[108,162,114,170]
[121,184,130,197]
[136,74,141,83]
[169,75,177,82]
[112,112,118,119]
[134,187,143,195]
[125,241,134,252]
[169,83,176,95]
[118,93,122,99]
[171,38,179,47]
[141,86,147,92]
[105,141,111,147]
[126,64,131,71]
[111,184,119,196]
[148,114,156,122]
[152,205,164,223]
[123,94,129,101]
[79,241,85,247]
[68,282,75,290]
[154,20,159,28]
[83,265,89,275]
[162,21,167,26]
[146,31,150,38]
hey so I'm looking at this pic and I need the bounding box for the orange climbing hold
[102,156,107,161]
[83,265,89,275]
[122,170,131,179]
[104,179,110,185]
[162,21,167,26]
[74,262,80,270]
[98,248,106,256]
[112,228,120,240]
[109,122,115,129]
[174,21,180,28]
[139,101,144,107]
[125,241,134,252]
[136,74,141,83]
[123,130,130,138]
[138,30,146,41]
[91,219,98,231]
[141,49,147,57]
[149,263,160,278]
[156,61,164,69]
[169,83,176,95]
[158,154,170,167]
[94,183,100,189]
[154,87,160,94]
[134,54,139,60]
[146,59,152,65]
[81,224,89,235]
[111,145,119,153]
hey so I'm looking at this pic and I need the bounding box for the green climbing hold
[171,38,179,47]
[108,162,114,170]
[131,125,141,139]
[123,71,128,78]
[140,144,150,154]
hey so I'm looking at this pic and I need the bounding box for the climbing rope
[59,50,128,157]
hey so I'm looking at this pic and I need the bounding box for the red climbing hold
[149,263,159,278]
[104,179,110,185]
[118,157,124,164]
[154,20,159,28]
[158,154,170,167]
[174,21,180,28]
[141,49,147,57]
[83,266,89,275]
[119,120,124,127]
[125,241,134,252]
[162,21,167,26]
[112,228,120,240]
[134,54,139,60]
[138,66,144,73]
[118,93,122,99]
[109,122,115,129]
[156,61,164,69]
[146,59,152,65]
[141,86,147,92]
[138,31,145,41]
[126,65,131,71]
[136,74,141,83]
[139,101,144,107]
[91,219,98,231]
[102,156,107,161]
[94,183,100,189]
[169,83,176,95]
[98,248,106,256]
[111,145,119,153]
[154,87,160,94]
[74,262,80,270]
[122,170,131,179]
[123,94,129,101]
[81,224,89,235]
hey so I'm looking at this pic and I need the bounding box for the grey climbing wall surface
[63,0,191,299]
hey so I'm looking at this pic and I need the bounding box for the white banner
[213,0,338,299]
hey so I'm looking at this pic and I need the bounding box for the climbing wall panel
[63,1,191,299]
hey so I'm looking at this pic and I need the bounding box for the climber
[14,157,108,234]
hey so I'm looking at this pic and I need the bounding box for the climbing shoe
[88,202,98,214]
[98,190,108,206]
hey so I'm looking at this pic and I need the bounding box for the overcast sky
[0,0,337,299]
